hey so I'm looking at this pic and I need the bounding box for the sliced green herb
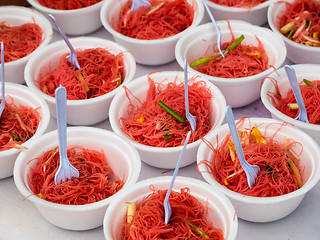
[158,100,185,123]
[189,35,245,68]
[186,219,209,238]
[303,78,320,91]
[10,131,22,141]
[287,26,295,39]
[265,166,279,179]
[163,134,172,140]
[280,22,295,34]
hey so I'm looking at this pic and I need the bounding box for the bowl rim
[205,0,270,12]
[103,175,238,240]
[13,126,141,211]
[109,70,227,153]
[24,36,136,106]
[0,5,53,66]
[27,0,104,14]
[197,117,320,204]
[0,82,50,157]
[100,0,205,45]
[175,20,287,85]
[267,0,320,53]
[261,64,320,131]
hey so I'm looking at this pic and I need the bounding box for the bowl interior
[17,127,140,199]
[110,71,226,149]
[180,21,285,80]
[198,118,320,199]
[102,0,203,42]
[26,37,135,102]
[104,176,237,239]
[261,64,320,130]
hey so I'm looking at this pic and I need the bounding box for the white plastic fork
[225,106,260,188]
[0,42,5,118]
[54,86,79,185]
[284,65,309,123]
[131,0,151,11]
[183,59,197,131]
[48,14,81,70]
[163,59,197,224]
[202,0,224,58]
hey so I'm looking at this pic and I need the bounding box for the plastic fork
[183,59,197,131]
[163,60,197,224]
[131,0,151,11]
[48,14,81,70]
[202,0,224,58]
[0,42,5,117]
[163,131,191,224]
[284,65,309,123]
[225,106,260,188]
[54,86,79,185]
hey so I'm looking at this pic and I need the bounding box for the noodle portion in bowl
[117,0,194,40]
[0,22,43,63]
[37,0,102,10]
[120,74,212,147]
[28,145,125,205]
[197,117,320,222]
[208,0,268,8]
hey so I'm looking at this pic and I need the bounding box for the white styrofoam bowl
[0,83,50,179]
[0,6,52,84]
[204,0,270,26]
[100,0,204,65]
[261,64,320,144]
[197,118,320,222]
[104,176,238,240]
[27,0,104,35]
[24,37,136,125]
[268,0,320,64]
[14,126,141,230]
[109,71,226,169]
[176,20,287,108]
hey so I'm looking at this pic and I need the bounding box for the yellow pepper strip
[227,141,236,162]
[313,32,319,41]
[224,169,244,185]
[287,156,303,188]
[186,219,210,238]
[76,71,90,93]
[146,2,164,16]
[246,52,261,58]
[37,193,43,199]
[136,115,144,122]
[251,127,267,144]
[126,202,137,223]
[288,103,299,110]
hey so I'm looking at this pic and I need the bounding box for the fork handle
[285,65,308,122]
[55,86,68,161]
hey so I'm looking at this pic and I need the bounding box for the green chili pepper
[189,35,245,68]
[158,100,185,123]
[303,79,320,91]
[186,219,210,238]
[163,134,172,140]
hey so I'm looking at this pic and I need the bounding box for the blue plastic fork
[284,65,309,123]
[183,59,197,131]
[48,14,81,70]
[163,60,197,224]
[163,131,191,224]
[225,106,260,188]
[0,42,5,118]
[54,86,79,185]
[131,0,151,11]
[202,0,224,58]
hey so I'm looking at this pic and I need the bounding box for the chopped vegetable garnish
[189,35,245,68]
[136,115,145,122]
[288,103,299,110]
[164,134,172,140]
[186,219,210,238]
[126,202,137,223]
[251,127,267,144]
[303,79,320,91]
[76,71,90,93]
[158,100,186,123]
[287,156,303,188]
